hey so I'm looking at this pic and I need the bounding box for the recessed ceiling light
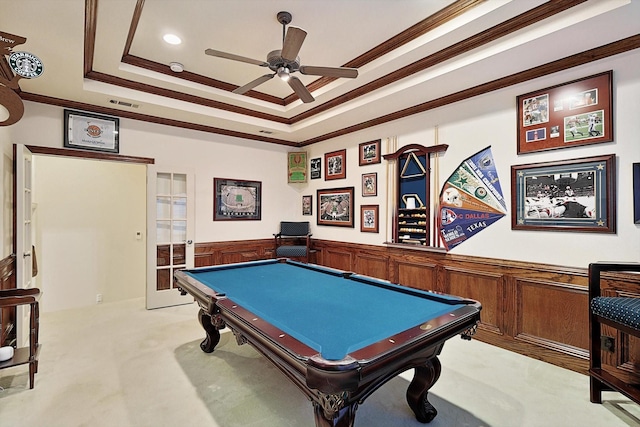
[163,34,182,45]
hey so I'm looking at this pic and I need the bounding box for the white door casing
[15,144,34,346]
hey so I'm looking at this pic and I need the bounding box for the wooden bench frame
[589,262,640,405]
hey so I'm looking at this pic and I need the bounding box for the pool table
[174,259,481,427]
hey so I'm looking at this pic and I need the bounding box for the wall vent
[109,99,139,108]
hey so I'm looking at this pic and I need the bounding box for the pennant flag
[439,146,506,250]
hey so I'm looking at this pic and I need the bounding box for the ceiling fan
[205,11,358,103]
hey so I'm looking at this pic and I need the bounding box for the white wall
[9,49,640,273]
[12,103,300,243]
[301,50,640,267]
[32,156,146,311]
[0,125,13,257]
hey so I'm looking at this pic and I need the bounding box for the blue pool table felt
[186,262,461,360]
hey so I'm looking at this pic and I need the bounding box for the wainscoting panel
[354,252,389,280]
[442,266,505,336]
[395,260,438,291]
[514,278,589,358]
[322,249,353,272]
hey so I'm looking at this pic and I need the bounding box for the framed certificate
[64,109,120,153]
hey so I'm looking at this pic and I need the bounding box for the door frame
[13,146,155,315]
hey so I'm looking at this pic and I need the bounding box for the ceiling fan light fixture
[277,66,290,81]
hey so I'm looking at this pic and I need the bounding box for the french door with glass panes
[146,167,194,309]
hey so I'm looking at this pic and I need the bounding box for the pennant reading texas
[439,146,507,250]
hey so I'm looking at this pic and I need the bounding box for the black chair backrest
[280,221,310,237]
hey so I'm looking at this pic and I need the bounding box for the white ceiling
[2,0,639,146]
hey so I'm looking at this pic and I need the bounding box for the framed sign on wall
[64,109,120,153]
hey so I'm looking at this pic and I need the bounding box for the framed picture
[325,149,346,180]
[302,195,312,216]
[213,178,261,221]
[64,109,119,153]
[360,205,379,233]
[310,157,322,179]
[517,71,613,154]
[359,139,381,165]
[288,151,307,183]
[362,172,377,197]
[317,187,354,227]
[634,163,640,224]
[511,154,616,233]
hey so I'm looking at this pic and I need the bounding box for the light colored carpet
[0,298,638,427]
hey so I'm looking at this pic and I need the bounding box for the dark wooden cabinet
[0,287,40,389]
[383,144,448,247]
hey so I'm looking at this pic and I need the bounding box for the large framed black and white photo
[317,187,354,227]
[634,163,640,224]
[511,154,615,233]
[516,71,613,154]
[64,109,120,153]
[213,178,262,221]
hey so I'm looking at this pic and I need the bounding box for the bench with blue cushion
[589,262,640,406]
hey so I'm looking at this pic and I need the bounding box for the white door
[15,144,34,346]
[146,166,195,309]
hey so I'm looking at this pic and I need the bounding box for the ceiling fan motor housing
[266,49,300,73]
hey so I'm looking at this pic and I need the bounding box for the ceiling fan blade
[288,76,314,103]
[281,26,307,61]
[205,49,269,67]
[233,74,275,95]
[299,65,358,78]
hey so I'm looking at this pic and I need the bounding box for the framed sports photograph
[362,172,377,197]
[317,187,354,227]
[324,149,346,180]
[360,205,379,233]
[516,71,613,154]
[213,178,261,221]
[511,154,616,233]
[310,157,322,179]
[359,139,381,165]
[302,195,312,216]
[64,109,119,153]
[288,151,307,183]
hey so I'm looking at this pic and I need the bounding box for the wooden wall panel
[219,249,262,265]
[323,249,353,272]
[514,278,588,357]
[354,252,389,280]
[395,261,437,291]
[195,239,272,267]
[443,266,504,335]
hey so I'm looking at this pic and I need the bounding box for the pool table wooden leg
[198,308,223,353]
[313,400,356,427]
[406,356,442,423]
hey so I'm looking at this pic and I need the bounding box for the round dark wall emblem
[9,51,44,79]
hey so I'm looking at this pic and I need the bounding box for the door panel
[146,166,194,309]
[15,144,34,346]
